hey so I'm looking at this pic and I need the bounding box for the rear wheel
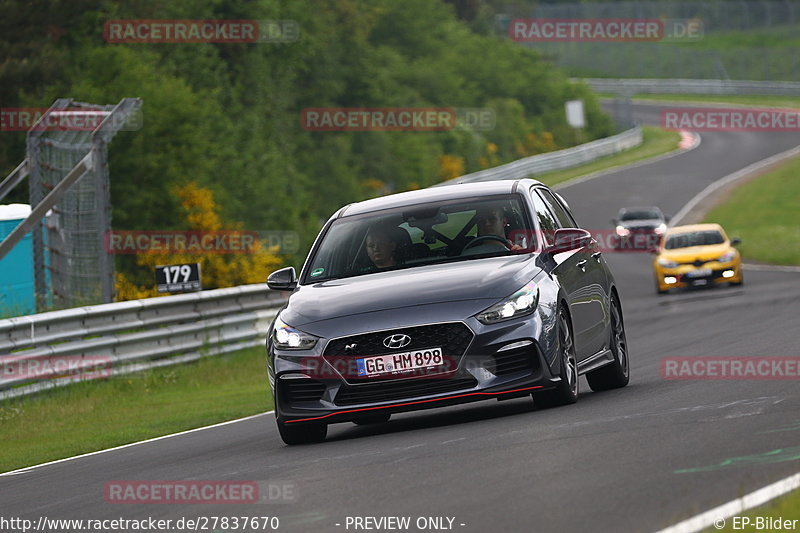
[533,308,578,408]
[586,293,630,391]
[277,420,327,445]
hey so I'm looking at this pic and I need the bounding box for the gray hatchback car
[266,179,629,444]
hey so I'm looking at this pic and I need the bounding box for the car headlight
[616,225,631,237]
[654,224,667,234]
[657,257,679,268]
[718,250,736,263]
[476,282,539,325]
[272,316,319,350]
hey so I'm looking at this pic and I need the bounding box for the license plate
[357,347,444,377]
[685,268,712,278]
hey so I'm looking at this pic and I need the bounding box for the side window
[537,189,578,229]
[528,188,559,245]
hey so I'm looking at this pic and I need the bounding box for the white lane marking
[669,144,800,227]
[0,411,274,477]
[652,470,800,533]
[553,131,701,192]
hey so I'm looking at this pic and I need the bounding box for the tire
[533,307,578,408]
[353,412,391,425]
[655,279,668,294]
[277,420,327,445]
[586,292,630,392]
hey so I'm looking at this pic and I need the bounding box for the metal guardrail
[580,78,800,97]
[440,125,642,185]
[0,284,284,400]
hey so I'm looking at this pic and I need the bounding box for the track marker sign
[156,263,201,293]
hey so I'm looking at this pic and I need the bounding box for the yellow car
[653,223,743,294]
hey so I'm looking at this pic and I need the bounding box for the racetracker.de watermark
[1,355,112,382]
[662,357,800,380]
[1,108,142,132]
[662,107,800,132]
[103,19,299,43]
[299,107,496,132]
[104,480,297,504]
[105,230,299,254]
[505,229,663,253]
[508,18,703,42]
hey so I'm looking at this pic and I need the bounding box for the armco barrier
[439,125,642,185]
[580,78,800,96]
[0,284,284,400]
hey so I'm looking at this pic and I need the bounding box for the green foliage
[704,155,800,266]
[1,0,613,273]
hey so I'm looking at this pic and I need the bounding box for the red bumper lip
[284,384,546,423]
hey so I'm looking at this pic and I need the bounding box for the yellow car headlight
[657,257,679,268]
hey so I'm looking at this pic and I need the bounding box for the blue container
[0,204,35,316]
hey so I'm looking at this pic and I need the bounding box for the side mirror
[267,266,297,291]
[665,215,672,223]
[731,237,742,246]
[547,228,593,255]
[610,218,618,225]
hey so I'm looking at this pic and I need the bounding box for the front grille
[324,322,473,358]
[680,269,728,282]
[491,346,539,376]
[334,377,477,406]
[281,378,326,403]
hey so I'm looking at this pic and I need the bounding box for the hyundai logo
[383,334,412,349]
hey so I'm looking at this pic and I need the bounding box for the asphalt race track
[2,102,799,533]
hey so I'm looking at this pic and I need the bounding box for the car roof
[339,178,544,217]
[665,223,724,236]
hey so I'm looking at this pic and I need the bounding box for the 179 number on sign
[156,263,201,293]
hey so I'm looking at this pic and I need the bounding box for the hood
[282,254,542,326]
[659,243,731,262]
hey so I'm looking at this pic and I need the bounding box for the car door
[539,188,611,353]
[529,187,594,360]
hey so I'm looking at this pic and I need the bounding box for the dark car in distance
[266,179,630,444]
[611,206,668,251]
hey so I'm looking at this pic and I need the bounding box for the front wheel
[277,420,327,445]
[533,308,578,408]
[586,292,630,391]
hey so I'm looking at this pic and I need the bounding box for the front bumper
[654,260,742,291]
[269,313,560,425]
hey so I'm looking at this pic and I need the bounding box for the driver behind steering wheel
[462,204,523,255]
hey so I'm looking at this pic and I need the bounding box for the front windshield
[665,230,725,249]
[304,195,535,282]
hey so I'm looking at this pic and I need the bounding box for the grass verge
[0,346,272,473]
[703,155,800,265]
[599,93,800,109]
[537,126,681,187]
[704,487,800,532]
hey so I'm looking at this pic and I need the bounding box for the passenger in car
[365,225,400,269]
